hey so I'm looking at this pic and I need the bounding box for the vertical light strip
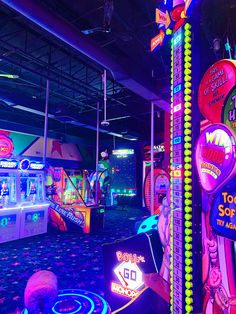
[183,22,193,314]
[170,26,185,314]
[170,36,174,314]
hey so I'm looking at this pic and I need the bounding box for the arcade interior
[0,1,236,313]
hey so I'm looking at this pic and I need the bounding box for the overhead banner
[0,129,82,162]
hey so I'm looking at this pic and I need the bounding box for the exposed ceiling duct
[0,0,169,111]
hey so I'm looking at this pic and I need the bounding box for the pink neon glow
[196,124,236,193]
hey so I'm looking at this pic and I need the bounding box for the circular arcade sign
[198,59,236,123]
[0,134,14,158]
[196,124,236,193]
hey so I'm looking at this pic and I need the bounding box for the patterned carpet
[0,206,147,314]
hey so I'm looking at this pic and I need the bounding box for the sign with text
[0,134,14,158]
[198,59,236,123]
[155,9,170,29]
[211,177,236,241]
[222,86,236,134]
[103,231,163,311]
[196,124,236,193]
[151,30,165,51]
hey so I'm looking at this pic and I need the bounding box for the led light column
[170,22,193,314]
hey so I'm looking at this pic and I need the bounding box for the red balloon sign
[0,134,14,158]
[198,59,236,123]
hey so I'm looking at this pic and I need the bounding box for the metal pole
[150,101,154,215]
[43,79,49,164]
[103,69,107,121]
[95,101,100,205]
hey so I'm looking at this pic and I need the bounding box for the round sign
[0,134,14,158]
[211,177,236,241]
[198,59,236,123]
[19,158,30,170]
[222,85,236,134]
[195,124,236,193]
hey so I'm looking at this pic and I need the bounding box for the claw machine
[19,159,49,239]
[0,159,20,243]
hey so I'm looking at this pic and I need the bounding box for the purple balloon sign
[196,124,236,193]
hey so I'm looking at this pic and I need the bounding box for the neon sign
[155,8,171,29]
[0,160,18,169]
[111,251,146,298]
[19,159,30,170]
[222,85,236,134]
[150,30,165,51]
[113,261,144,298]
[198,59,236,123]
[0,134,14,158]
[196,124,236,193]
[111,282,138,299]
[211,178,236,241]
[116,251,145,264]
[29,163,45,170]
[112,149,134,156]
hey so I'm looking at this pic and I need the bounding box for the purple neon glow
[196,124,236,193]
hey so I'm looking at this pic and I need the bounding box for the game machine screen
[19,159,49,239]
[0,160,20,243]
[109,149,136,209]
[47,167,104,234]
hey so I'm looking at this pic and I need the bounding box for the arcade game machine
[47,167,104,234]
[90,151,115,208]
[143,167,170,214]
[142,144,170,214]
[0,158,49,243]
[110,149,137,208]
[0,159,20,243]
[19,159,49,239]
[68,169,94,206]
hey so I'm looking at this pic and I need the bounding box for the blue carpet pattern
[0,207,146,313]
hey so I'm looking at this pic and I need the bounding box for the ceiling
[0,0,234,144]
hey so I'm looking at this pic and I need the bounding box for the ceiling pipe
[0,0,169,111]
